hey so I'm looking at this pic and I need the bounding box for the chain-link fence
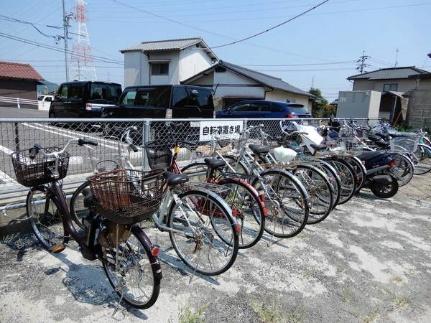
[0,117,376,207]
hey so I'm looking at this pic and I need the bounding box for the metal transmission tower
[356,51,370,74]
[70,0,97,81]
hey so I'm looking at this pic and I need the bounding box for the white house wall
[147,51,179,85]
[265,89,310,110]
[179,46,213,82]
[124,51,149,87]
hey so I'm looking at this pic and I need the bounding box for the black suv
[49,81,122,118]
[100,85,214,119]
[101,85,215,143]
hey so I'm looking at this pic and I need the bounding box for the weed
[178,304,207,323]
[251,300,283,323]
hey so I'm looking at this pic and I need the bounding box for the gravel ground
[0,175,430,323]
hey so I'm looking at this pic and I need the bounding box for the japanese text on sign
[197,121,243,141]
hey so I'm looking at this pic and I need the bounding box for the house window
[383,83,398,92]
[151,63,169,75]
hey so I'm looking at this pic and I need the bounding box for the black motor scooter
[357,151,399,198]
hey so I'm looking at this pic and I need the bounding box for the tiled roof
[221,61,312,96]
[121,37,203,52]
[348,66,429,80]
[0,61,43,81]
[183,60,312,97]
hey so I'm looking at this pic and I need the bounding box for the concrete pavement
[0,175,430,322]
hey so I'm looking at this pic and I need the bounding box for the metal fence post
[142,119,150,171]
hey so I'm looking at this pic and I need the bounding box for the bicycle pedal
[50,244,66,253]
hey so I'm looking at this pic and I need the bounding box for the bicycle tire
[69,181,92,229]
[26,187,65,251]
[102,225,161,309]
[345,156,366,193]
[324,158,356,204]
[388,153,414,186]
[252,169,309,238]
[413,144,431,175]
[317,159,342,209]
[292,164,334,224]
[181,162,265,249]
[167,188,239,276]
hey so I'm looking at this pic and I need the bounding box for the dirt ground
[0,175,430,323]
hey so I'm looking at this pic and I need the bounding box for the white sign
[196,120,243,141]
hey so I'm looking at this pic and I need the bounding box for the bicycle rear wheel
[168,188,239,276]
[102,225,161,309]
[26,187,65,250]
[252,169,309,238]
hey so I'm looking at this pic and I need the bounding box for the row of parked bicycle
[10,119,431,309]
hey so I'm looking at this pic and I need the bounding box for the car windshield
[284,104,309,114]
[172,87,214,109]
[90,83,121,103]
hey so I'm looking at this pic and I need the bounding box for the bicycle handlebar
[29,137,98,159]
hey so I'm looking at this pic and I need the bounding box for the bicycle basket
[88,168,166,224]
[11,147,69,187]
[390,136,419,154]
[144,142,173,170]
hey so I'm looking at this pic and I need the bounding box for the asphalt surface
[0,105,48,118]
[0,175,430,323]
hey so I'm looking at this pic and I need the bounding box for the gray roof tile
[348,66,429,80]
[121,37,202,52]
[221,61,312,96]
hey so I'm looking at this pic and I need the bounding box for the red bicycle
[158,141,268,249]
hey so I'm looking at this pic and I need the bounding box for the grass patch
[362,309,380,323]
[178,304,207,323]
[251,300,283,323]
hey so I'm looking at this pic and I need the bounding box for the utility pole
[356,50,370,74]
[62,0,71,81]
[394,48,399,67]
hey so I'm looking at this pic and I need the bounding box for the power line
[0,32,122,65]
[211,0,331,48]
[243,60,355,67]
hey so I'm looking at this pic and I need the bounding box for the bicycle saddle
[249,144,270,154]
[164,172,189,186]
[204,158,226,169]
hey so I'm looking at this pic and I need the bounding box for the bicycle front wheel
[253,169,309,238]
[168,188,239,276]
[27,187,65,251]
[413,144,431,175]
[102,225,161,309]
[292,164,333,224]
[325,158,356,204]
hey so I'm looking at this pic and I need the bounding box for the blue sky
[0,0,430,100]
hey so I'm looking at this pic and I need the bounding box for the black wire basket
[144,142,173,170]
[11,147,69,187]
[88,168,166,224]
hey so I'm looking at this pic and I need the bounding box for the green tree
[309,87,335,117]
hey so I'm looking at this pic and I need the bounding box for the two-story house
[121,38,217,87]
[120,37,312,110]
[347,66,429,92]
[346,66,430,124]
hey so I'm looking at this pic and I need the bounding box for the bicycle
[70,128,240,276]
[205,125,311,237]
[13,138,162,309]
[179,142,267,249]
